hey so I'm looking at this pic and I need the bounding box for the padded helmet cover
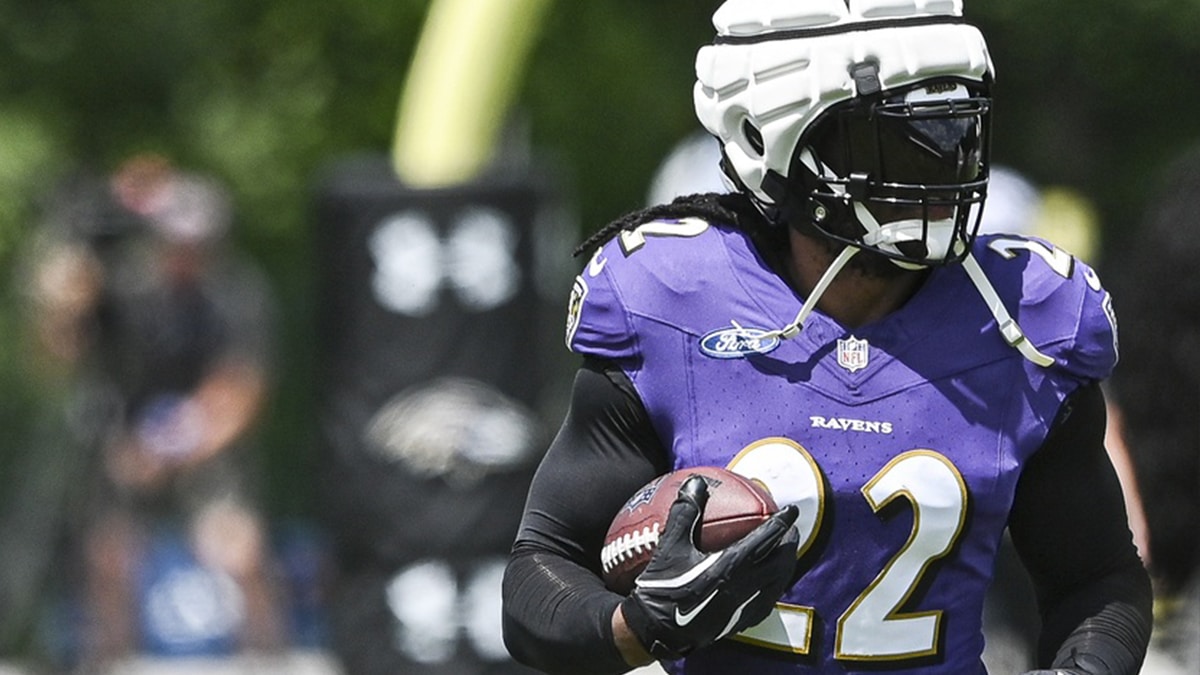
[693,0,994,207]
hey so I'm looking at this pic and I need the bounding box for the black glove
[1022,647,1123,675]
[620,474,800,660]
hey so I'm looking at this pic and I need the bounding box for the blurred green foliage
[1,0,1199,516]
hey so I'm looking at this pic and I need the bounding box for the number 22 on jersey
[727,438,968,662]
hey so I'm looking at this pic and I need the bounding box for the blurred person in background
[24,155,285,670]
[644,132,728,208]
[1107,145,1200,675]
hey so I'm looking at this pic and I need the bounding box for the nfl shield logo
[837,336,870,373]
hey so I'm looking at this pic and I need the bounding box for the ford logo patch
[699,326,780,359]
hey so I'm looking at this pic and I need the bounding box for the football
[600,465,777,594]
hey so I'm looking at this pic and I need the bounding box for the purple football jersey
[567,219,1118,674]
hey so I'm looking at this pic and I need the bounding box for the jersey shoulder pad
[564,217,734,360]
[972,233,1119,379]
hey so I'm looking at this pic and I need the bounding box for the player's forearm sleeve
[502,359,669,673]
[1010,382,1153,674]
[503,549,629,675]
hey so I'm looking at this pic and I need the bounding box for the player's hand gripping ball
[600,466,778,594]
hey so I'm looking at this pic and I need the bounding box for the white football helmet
[694,0,995,267]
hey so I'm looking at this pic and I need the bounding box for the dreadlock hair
[572,190,910,281]
[573,191,779,258]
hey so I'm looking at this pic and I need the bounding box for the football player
[501,1,1152,674]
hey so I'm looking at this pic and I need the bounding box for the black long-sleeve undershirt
[1008,382,1153,673]
[501,358,1151,674]
[502,360,668,675]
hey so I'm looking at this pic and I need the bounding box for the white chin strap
[759,148,1055,367]
[762,245,860,340]
[761,246,1055,368]
[756,244,1054,368]
[960,252,1055,367]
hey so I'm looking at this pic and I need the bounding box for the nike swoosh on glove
[620,474,800,660]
